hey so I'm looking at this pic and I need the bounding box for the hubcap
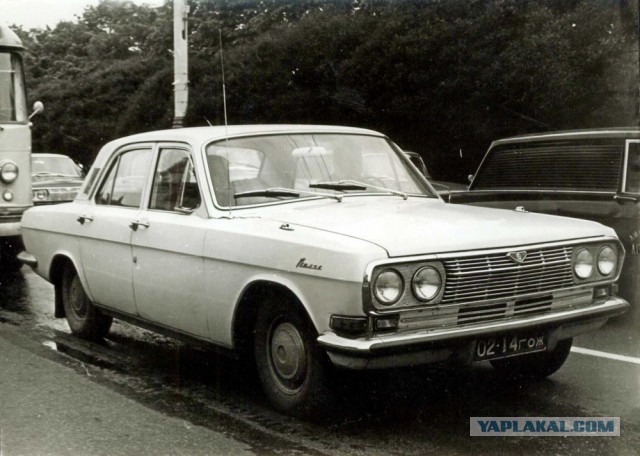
[69,276,87,316]
[269,322,307,386]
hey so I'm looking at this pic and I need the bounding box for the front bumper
[0,220,21,237]
[0,206,29,237]
[317,296,629,369]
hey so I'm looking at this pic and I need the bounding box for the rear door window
[95,148,152,207]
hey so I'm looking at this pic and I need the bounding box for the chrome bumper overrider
[317,296,629,370]
[17,251,38,268]
[0,221,21,237]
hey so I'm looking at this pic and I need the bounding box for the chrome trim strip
[319,296,629,354]
[492,130,640,145]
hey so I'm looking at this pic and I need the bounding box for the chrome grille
[442,246,574,304]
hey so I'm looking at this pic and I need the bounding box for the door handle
[129,220,150,231]
[614,194,638,203]
[76,214,94,225]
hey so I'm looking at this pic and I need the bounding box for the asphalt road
[1,266,639,456]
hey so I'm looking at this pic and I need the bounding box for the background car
[31,153,85,205]
[403,151,467,196]
[449,128,640,317]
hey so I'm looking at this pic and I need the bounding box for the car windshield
[32,155,82,177]
[205,133,434,207]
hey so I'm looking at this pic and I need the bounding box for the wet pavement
[1,266,639,455]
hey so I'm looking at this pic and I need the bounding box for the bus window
[0,52,27,122]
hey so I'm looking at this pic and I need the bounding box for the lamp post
[173,0,189,128]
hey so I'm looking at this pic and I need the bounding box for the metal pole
[173,0,189,128]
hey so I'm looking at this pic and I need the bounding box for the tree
[11,0,638,180]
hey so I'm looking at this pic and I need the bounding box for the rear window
[473,141,623,192]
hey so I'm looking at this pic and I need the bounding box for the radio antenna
[219,29,233,218]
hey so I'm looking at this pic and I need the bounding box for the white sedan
[19,125,629,416]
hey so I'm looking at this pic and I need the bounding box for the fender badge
[296,258,322,271]
[507,251,528,264]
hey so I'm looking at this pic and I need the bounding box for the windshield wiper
[309,182,367,191]
[234,187,343,202]
[317,180,409,200]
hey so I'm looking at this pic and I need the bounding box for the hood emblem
[507,251,527,264]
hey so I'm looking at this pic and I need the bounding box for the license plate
[474,333,547,361]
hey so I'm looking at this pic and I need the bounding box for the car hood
[32,177,84,187]
[256,197,613,257]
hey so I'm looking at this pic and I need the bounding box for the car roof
[491,127,640,147]
[92,125,386,168]
[105,124,383,148]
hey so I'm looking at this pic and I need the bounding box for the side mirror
[75,162,86,177]
[467,174,474,183]
[29,101,44,120]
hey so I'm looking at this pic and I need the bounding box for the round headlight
[412,266,442,301]
[374,270,403,305]
[3,190,14,202]
[0,162,18,183]
[597,246,617,276]
[33,189,49,201]
[574,248,594,279]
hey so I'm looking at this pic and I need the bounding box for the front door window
[149,148,201,212]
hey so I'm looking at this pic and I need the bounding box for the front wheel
[254,298,332,416]
[490,338,573,379]
[62,265,112,340]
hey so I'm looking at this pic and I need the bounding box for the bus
[0,24,40,271]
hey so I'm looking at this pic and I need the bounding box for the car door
[77,146,153,315]
[130,145,210,338]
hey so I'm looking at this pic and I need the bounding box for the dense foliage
[12,0,639,180]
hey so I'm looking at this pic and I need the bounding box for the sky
[2,0,166,30]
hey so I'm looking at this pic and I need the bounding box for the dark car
[31,153,84,205]
[449,128,640,315]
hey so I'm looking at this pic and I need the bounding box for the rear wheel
[254,298,332,416]
[62,265,112,340]
[490,338,573,379]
